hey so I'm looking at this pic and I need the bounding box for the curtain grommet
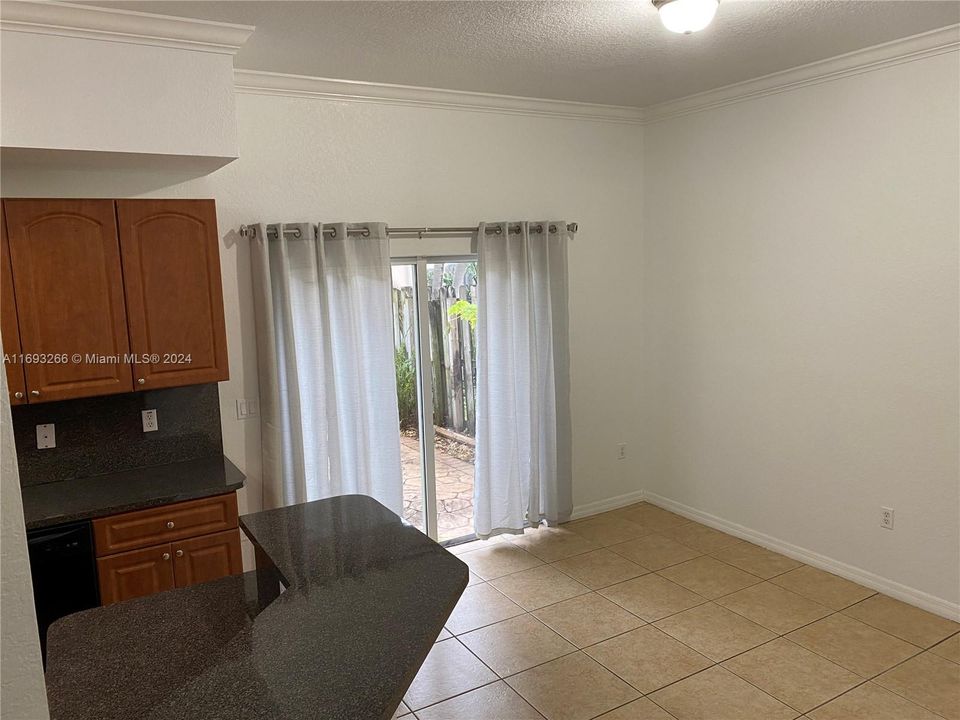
[361,227,371,238]
[329,226,337,239]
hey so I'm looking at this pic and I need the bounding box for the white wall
[2,93,647,519]
[641,51,960,612]
[0,359,49,719]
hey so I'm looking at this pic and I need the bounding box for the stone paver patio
[401,434,475,541]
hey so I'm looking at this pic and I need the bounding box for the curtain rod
[238,223,578,240]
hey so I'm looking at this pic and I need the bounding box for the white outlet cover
[881,506,895,530]
[142,409,158,433]
[36,423,56,449]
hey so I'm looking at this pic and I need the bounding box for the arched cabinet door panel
[1,207,28,404]
[3,199,132,402]
[116,200,229,390]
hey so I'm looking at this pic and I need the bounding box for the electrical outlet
[617,443,627,460]
[141,409,158,433]
[880,506,895,530]
[36,423,55,450]
[236,398,259,420]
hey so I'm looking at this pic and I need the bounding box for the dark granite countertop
[44,495,469,720]
[21,455,246,530]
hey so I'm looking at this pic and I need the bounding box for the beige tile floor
[395,503,960,720]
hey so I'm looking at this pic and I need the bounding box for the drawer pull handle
[175,550,184,558]
[13,391,23,399]
[166,521,175,529]
[138,378,145,385]
[162,552,171,561]
[30,390,40,397]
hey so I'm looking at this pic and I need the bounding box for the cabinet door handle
[30,390,40,397]
[166,521,175,529]
[162,552,171,561]
[13,391,23,399]
[175,550,184,558]
[137,378,145,385]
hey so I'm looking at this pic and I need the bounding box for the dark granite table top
[21,455,246,530]
[44,495,469,720]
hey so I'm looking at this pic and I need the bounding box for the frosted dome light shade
[657,0,719,33]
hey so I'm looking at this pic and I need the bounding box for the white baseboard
[642,491,960,622]
[571,489,646,521]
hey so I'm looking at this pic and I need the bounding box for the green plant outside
[395,345,418,430]
[448,299,477,329]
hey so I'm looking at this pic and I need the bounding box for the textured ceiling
[88,1,959,107]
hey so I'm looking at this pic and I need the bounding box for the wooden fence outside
[392,283,478,436]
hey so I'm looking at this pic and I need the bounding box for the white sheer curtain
[474,221,573,538]
[250,222,403,513]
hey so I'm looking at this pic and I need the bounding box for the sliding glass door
[391,258,478,544]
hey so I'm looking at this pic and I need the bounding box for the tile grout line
[409,636,548,719]
[454,531,841,642]
[516,599,897,711]
[843,640,956,719]
[440,505,955,718]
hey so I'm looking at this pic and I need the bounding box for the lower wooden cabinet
[94,493,242,606]
[97,544,176,605]
[92,493,239,555]
[172,530,243,589]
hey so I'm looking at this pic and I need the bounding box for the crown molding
[234,25,958,125]
[0,1,254,55]
[643,24,960,124]
[233,70,646,124]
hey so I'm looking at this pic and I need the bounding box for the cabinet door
[3,199,132,402]
[116,200,228,390]
[172,529,242,589]
[0,208,27,404]
[97,544,175,605]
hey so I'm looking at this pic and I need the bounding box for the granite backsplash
[13,383,223,487]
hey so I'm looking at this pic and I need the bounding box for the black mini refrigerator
[27,520,100,665]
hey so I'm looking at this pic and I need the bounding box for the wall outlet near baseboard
[617,443,627,460]
[880,506,895,530]
[142,409,158,433]
[36,423,55,449]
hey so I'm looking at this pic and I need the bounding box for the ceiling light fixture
[652,0,719,34]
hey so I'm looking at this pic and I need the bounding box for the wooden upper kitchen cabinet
[116,200,229,390]
[1,207,27,405]
[2,199,132,403]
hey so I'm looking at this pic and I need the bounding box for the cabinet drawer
[93,493,238,556]
[97,544,175,605]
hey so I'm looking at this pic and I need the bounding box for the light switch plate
[36,423,56,449]
[236,398,259,420]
